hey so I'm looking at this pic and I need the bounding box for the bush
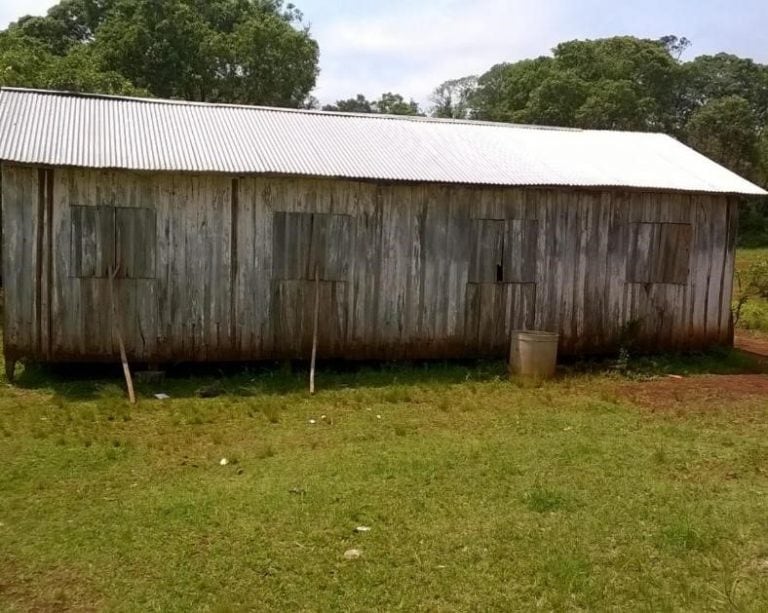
[733,257,768,331]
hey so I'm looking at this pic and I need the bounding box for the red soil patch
[618,374,768,410]
[735,331,768,359]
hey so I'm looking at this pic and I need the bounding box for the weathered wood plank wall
[1,164,738,362]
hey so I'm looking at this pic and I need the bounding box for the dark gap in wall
[497,235,505,282]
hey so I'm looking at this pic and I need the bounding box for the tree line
[1,3,767,242]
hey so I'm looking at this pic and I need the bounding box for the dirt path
[735,331,768,359]
[618,374,768,410]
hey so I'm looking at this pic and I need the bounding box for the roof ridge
[0,86,587,132]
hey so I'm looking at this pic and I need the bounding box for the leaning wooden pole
[109,266,136,404]
[309,265,320,395]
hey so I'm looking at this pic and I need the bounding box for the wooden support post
[109,265,136,404]
[309,265,320,395]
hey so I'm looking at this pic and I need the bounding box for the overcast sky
[2,0,766,107]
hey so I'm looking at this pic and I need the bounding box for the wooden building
[0,88,765,372]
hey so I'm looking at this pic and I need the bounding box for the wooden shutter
[70,205,115,278]
[272,212,351,281]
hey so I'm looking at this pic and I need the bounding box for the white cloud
[0,1,54,28]
[311,0,564,106]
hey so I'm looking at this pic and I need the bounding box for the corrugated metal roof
[0,87,765,195]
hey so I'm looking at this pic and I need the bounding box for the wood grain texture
[1,164,739,362]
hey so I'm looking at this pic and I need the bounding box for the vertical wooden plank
[115,207,156,278]
[43,169,54,359]
[653,223,692,284]
[704,195,726,343]
[323,213,351,281]
[534,190,556,332]
[719,198,739,343]
[308,212,328,279]
[448,188,471,344]
[503,218,538,283]
[590,192,610,347]
[570,193,590,350]
[626,222,654,283]
[469,219,504,283]
[229,178,239,348]
[690,194,710,343]
[348,182,382,350]
[509,283,536,331]
[35,169,46,354]
[558,191,577,351]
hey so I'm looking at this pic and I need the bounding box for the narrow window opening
[496,239,505,282]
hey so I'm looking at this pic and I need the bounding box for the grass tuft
[523,486,572,513]
[659,517,712,553]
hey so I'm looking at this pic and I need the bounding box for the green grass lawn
[2,353,768,611]
[734,248,768,332]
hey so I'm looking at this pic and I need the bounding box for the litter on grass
[154,393,170,400]
[344,548,362,561]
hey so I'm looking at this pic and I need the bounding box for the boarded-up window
[627,222,691,284]
[70,205,115,278]
[469,218,538,283]
[272,212,351,281]
[70,205,156,278]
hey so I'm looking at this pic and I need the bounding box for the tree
[685,95,761,179]
[470,36,682,131]
[0,28,136,94]
[430,76,477,119]
[575,80,649,130]
[217,10,319,105]
[0,0,320,107]
[658,35,691,60]
[680,53,768,125]
[322,94,374,113]
[472,57,555,122]
[521,72,588,126]
[0,31,51,87]
[322,92,422,115]
[374,92,421,115]
[7,0,116,54]
[93,0,318,105]
[45,44,140,94]
[93,0,210,99]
